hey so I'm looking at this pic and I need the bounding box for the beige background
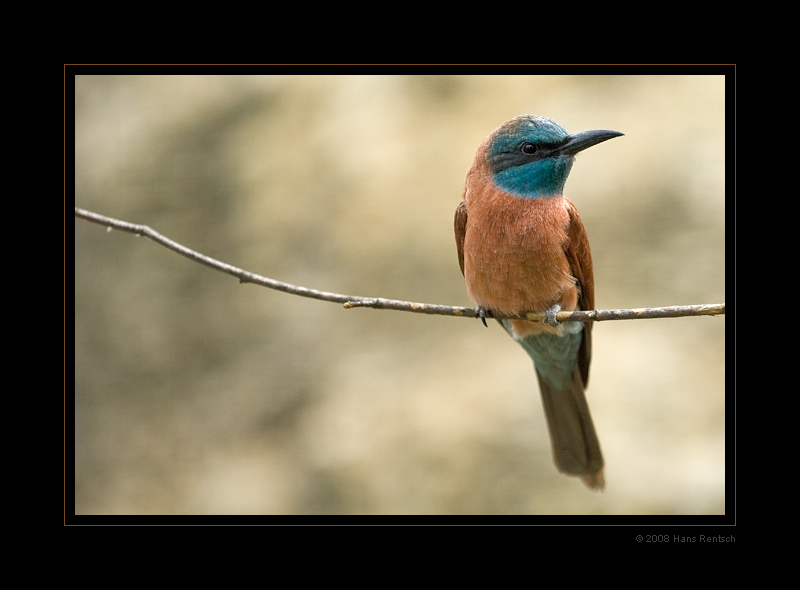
[74,74,726,515]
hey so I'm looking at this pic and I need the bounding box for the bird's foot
[476,306,491,327]
[543,304,561,327]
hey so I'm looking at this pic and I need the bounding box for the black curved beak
[558,129,624,156]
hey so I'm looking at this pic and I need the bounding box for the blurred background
[74,74,726,515]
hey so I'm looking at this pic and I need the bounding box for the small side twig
[75,207,725,322]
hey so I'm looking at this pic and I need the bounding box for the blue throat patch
[493,156,574,199]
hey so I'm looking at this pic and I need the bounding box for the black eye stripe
[489,141,561,174]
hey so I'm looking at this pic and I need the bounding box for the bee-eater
[454,115,622,489]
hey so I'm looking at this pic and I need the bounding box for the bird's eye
[521,143,538,155]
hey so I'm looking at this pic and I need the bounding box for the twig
[74,207,725,322]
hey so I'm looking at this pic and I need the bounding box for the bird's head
[486,115,623,199]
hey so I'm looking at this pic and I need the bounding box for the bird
[454,115,623,490]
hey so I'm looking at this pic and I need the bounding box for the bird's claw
[543,304,561,327]
[476,306,491,327]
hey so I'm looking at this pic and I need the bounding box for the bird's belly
[466,247,578,337]
[463,196,578,337]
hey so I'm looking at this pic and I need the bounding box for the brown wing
[565,200,594,388]
[454,200,468,277]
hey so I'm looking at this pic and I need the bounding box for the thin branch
[74,207,725,322]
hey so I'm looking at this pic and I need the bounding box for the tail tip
[581,470,605,491]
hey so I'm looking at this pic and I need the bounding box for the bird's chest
[463,193,576,314]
